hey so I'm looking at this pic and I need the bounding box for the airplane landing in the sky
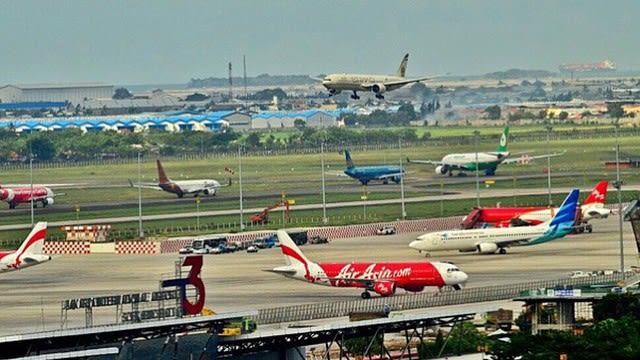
[0,222,51,273]
[268,230,467,298]
[322,53,434,100]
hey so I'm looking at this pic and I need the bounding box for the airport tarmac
[0,215,638,336]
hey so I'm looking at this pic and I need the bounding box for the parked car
[246,245,259,253]
[308,235,329,244]
[376,226,396,235]
[178,246,194,254]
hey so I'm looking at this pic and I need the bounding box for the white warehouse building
[0,83,114,105]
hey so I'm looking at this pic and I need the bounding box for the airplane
[409,188,580,256]
[343,150,405,186]
[0,222,51,273]
[129,159,231,198]
[407,126,565,176]
[461,181,611,228]
[267,229,468,299]
[0,184,58,209]
[321,53,434,100]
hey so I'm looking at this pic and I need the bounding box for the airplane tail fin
[276,230,313,268]
[496,126,509,153]
[549,189,580,227]
[16,222,48,255]
[584,180,608,205]
[344,150,355,169]
[396,53,409,78]
[156,159,170,184]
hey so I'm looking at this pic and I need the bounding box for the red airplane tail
[584,181,608,205]
[156,159,171,184]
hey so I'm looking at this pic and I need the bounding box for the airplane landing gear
[375,94,385,100]
[498,248,507,254]
[350,91,360,100]
[361,291,371,299]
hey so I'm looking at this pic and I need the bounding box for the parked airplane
[0,184,58,209]
[129,159,231,198]
[268,230,468,299]
[343,150,405,186]
[407,126,565,176]
[460,181,611,229]
[322,53,433,100]
[409,188,580,255]
[0,222,51,273]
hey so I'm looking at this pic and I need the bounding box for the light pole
[399,138,406,219]
[473,130,480,208]
[321,142,327,224]
[29,154,34,227]
[195,195,200,230]
[614,121,624,279]
[238,146,244,231]
[546,125,553,206]
[137,152,144,238]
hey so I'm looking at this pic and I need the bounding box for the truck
[286,229,308,246]
[253,234,278,249]
[485,308,513,331]
[217,317,257,336]
[308,234,329,244]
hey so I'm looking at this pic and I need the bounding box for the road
[0,215,637,335]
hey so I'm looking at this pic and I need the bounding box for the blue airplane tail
[344,150,355,169]
[549,189,580,227]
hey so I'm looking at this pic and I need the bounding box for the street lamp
[399,138,406,219]
[473,130,480,208]
[30,154,34,227]
[321,142,327,224]
[546,125,553,206]
[238,146,244,231]
[614,121,625,278]
[137,152,144,238]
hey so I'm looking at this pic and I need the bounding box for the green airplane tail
[496,126,509,153]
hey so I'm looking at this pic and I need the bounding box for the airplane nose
[459,271,469,283]
[409,240,422,250]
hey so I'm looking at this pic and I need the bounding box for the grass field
[0,124,638,245]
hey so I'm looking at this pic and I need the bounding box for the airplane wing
[374,172,405,180]
[362,76,434,92]
[500,150,567,165]
[406,157,442,166]
[127,179,162,190]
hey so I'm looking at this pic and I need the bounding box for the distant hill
[188,74,319,88]
[484,69,557,80]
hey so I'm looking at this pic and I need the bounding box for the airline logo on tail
[584,180,608,205]
[0,222,51,273]
[497,126,509,153]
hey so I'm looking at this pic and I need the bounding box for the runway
[1,215,637,336]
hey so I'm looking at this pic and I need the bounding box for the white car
[246,245,259,253]
[376,226,396,235]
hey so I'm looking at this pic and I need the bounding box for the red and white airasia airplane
[0,184,57,209]
[0,222,51,273]
[461,180,611,228]
[269,230,468,299]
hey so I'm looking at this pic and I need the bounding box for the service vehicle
[376,226,396,235]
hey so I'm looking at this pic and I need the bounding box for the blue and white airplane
[343,150,405,186]
[409,188,580,255]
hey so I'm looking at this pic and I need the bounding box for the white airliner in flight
[0,222,51,273]
[322,53,433,100]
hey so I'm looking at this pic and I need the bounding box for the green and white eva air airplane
[407,126,564,176]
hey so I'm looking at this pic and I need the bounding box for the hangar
[0,83,114,105]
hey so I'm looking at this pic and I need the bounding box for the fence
[255,273,626,325]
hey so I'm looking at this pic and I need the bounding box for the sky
[2,0,639,85]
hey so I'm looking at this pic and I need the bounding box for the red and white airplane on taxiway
[268,230,468,299]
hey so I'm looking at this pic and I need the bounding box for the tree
[593,293,640,322]
[558,111,569,121]
[607,102,625,118]
[113,87,133,99]
[484,105,501,120]
[26,133,56,161]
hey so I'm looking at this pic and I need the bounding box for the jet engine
[435,165,449,175]
[476,242,499,254]
[371,83,386,95]
[0,188,15,202]
[372,281,396,297]
[585,208,611,219]
[44,197,54,206]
